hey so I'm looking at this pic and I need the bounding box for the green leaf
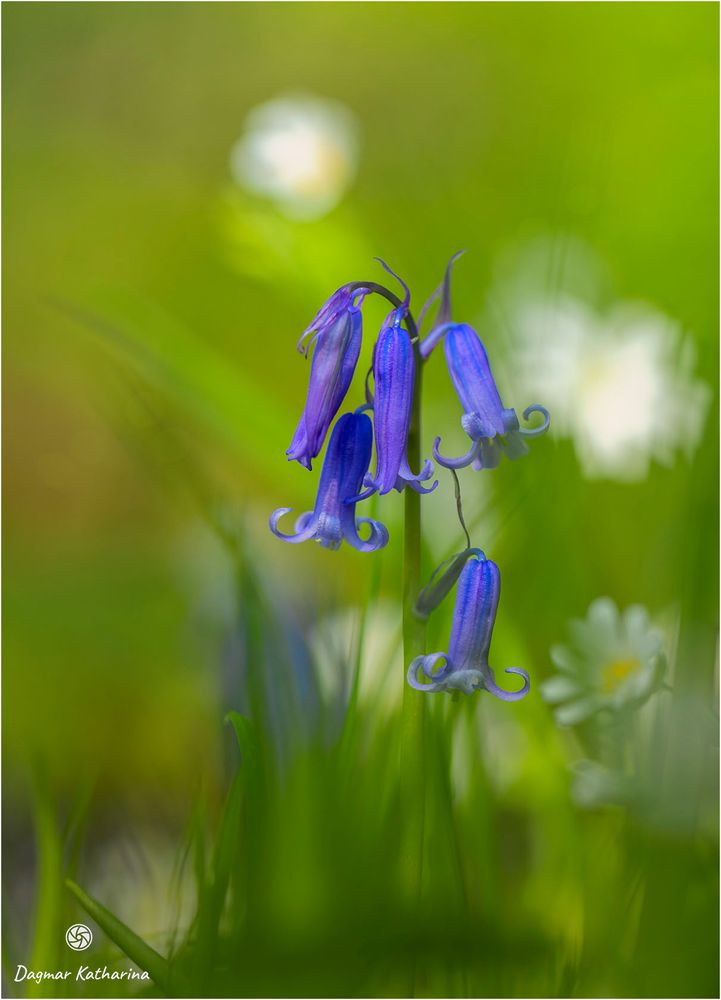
[64,879,171,993]
[26,778,63,998]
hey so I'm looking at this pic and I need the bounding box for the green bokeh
[3,3,718,998]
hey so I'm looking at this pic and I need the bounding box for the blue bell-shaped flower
[407,554,530,699]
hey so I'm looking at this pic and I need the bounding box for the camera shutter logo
[65,924,93,951]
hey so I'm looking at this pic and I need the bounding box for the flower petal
[395,455,438,494]
[404,477,438,495]
[555,696,601,727]
[499,433,530,462]
[295,511,315,533]
[519,404,550,438]
[481,666,530,702]
[473,439,502,470]
[315,411,373,513]
[587,597,619,633]
[372,324,415,494]
[540,674,583,703]
[448,557,499,666]
[313,511,344,549]
[550,643,580,674]
[345,515,389,553]
[443,325,506,436]
[345,484,377,504]
[269,508,318,544]
[444,668,486,695]
[406,653,451,692]
[287,307,362,467]
[433,434,481,470]
[286,417,313,470]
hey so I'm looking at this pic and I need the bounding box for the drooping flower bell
[407,554,530,698]
[271,410,388,552]
[287,284,368,470]
[351,261,436,502]
[421,255,549,471]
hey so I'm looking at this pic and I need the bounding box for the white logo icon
[65,924,93,951]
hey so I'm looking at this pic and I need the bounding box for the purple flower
[351,261,436,501]
[287,284,368,470]
[407,554,530,699]
[271,411,388,552]
[421,255,549,471]
[432,323,549,470]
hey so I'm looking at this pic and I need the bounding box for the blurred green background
[3,3,718,998]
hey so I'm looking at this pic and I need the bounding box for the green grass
[9,518,718,996]
[3,3,718,997]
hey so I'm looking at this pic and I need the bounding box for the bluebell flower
[407,554,530,699]
[431,323,550,470]
[287,284,368,470]
[421,255,549,471]
[351,261,436,501]
[271,411,388,552]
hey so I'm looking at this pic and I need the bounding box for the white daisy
[230,93,359,220]
[490,237,710,481]
[541,597,665,726]
[512,297,709,480]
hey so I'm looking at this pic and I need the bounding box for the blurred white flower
[541,597,665,726]
[510,296,710,480]
[570,758,632,809]
[230,93,359,220]
[308,601,402,714]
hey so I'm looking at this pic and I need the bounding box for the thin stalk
[352,278,427,900]
[400,336,427,903]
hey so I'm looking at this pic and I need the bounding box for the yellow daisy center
[601,657,641,693]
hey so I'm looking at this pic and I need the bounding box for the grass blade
[64,879,171,993]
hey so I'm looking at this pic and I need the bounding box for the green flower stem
[400,334,427,901]
[355,279,427,898]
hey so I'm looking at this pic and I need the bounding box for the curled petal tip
[406,653,450,692]
[269,506,292,531]
[397,455,437,494]
[520,404,550,438]
[433,435,481,470]
[485,666,531,702]
[409,477,438,495]
[269,508,317,544]
[350,516,389,552]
